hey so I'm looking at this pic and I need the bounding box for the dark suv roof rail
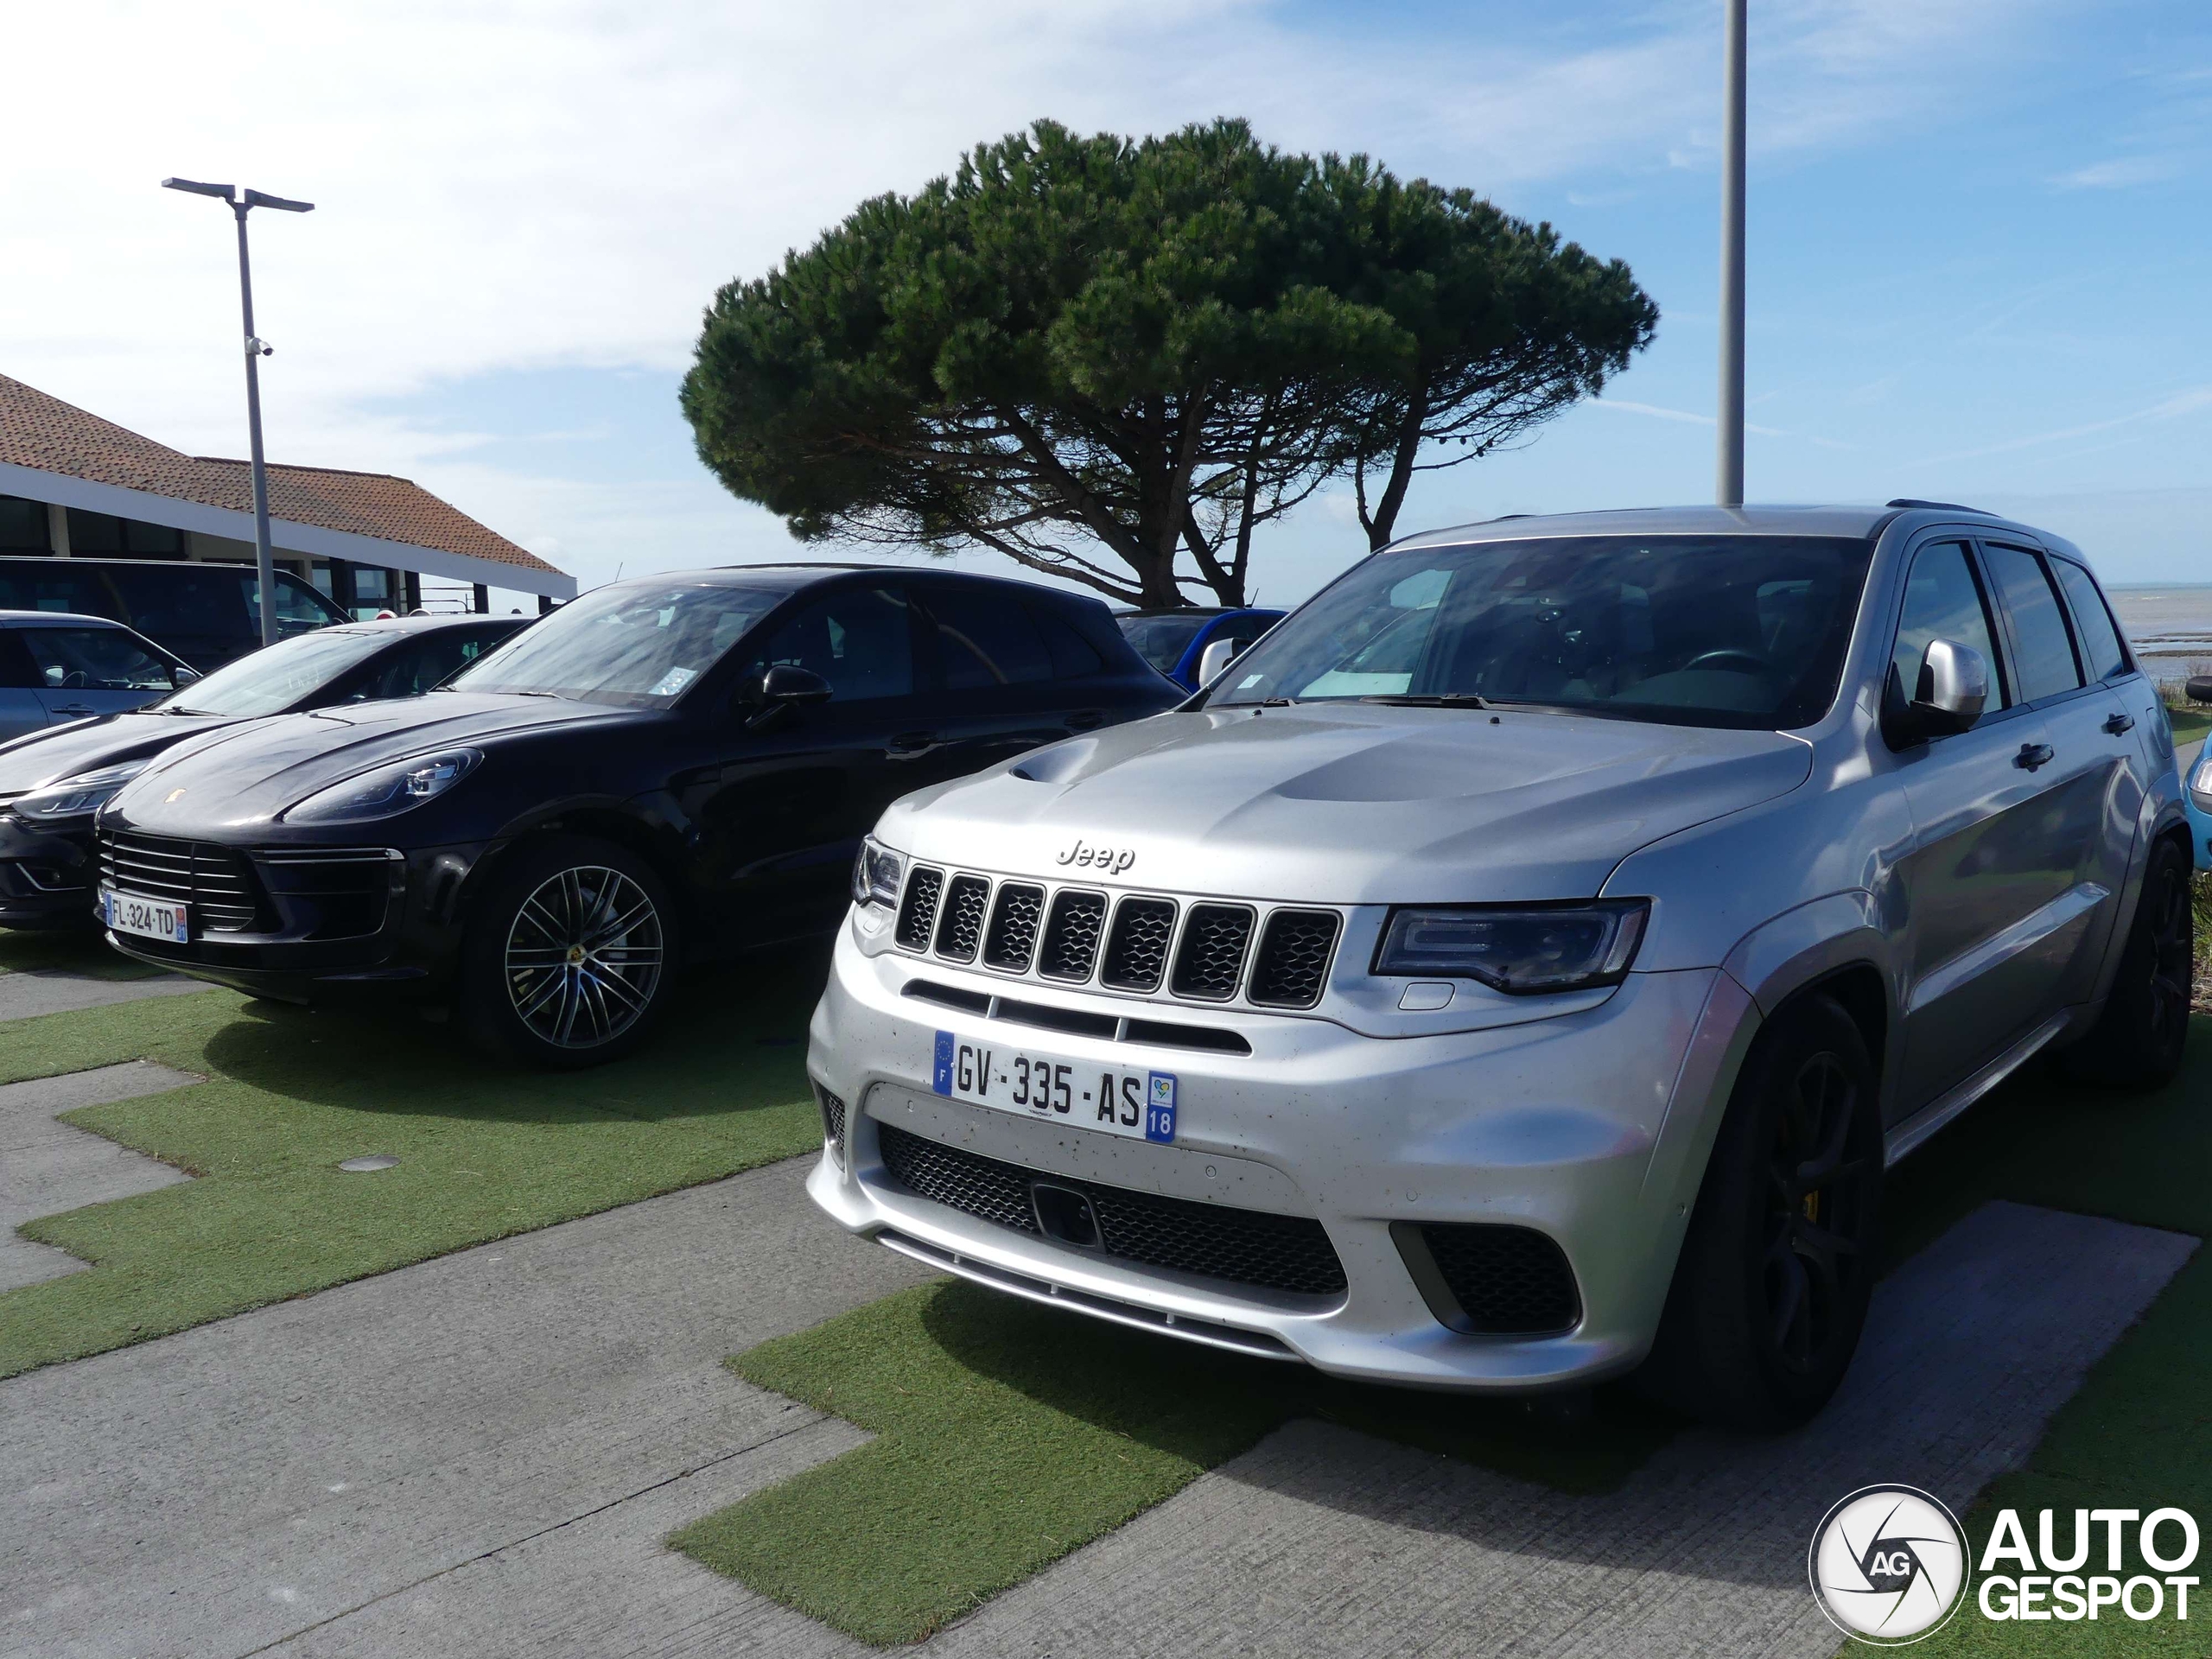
[1885,498,1993,514]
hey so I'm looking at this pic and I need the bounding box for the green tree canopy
[683,119,1656,607]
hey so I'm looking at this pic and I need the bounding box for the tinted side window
[0,632,39,689]
[925,588,1053,688]
[1032,607,1105,679]
[746,586,916,702]
[1891,543,2009,711]
[109,566,251,639]
[355,634,482,701]
[0,563,120,619]
[1981,544,2082,704]
[2050,559,2128,683]
[22,628,176,691]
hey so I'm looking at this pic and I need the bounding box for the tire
[461,835,678,1068]
[1638,994,1883,1431]
[2058,835,2193,1091]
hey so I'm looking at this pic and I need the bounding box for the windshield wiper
[1358,692,1494,709]
[162,705,215,716]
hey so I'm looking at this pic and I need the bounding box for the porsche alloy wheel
[504,865,665,1050]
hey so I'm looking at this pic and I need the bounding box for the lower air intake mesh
[1415,1222,1580,1335]
[877,1122,1346,1297]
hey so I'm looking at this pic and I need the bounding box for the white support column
[47,502,71,556]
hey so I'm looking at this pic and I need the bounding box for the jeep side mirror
[1898,638,1987,742]
[1196,637,1241,686]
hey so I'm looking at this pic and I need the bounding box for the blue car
[2183,720,2212,872]
[1115,607,1285,692]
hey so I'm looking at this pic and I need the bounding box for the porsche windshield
[1208,534,1874,730]
[448,582,785,709]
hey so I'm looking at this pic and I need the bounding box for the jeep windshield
[1207,534,1874,731]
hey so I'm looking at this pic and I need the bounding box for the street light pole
[162,179,314,647]
[1716,0,1747,508]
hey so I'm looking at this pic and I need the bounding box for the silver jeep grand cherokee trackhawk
[805,505,2190,1427]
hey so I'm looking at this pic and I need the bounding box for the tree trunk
[1361,383,1431,551]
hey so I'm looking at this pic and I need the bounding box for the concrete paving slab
[0,967,213,1023]
[0,1154,930,1659]
[0,1060,201,1291]
[924,1202,2196,1659]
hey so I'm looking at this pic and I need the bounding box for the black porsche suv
[94,565,1179,1065]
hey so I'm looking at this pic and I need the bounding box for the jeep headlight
[10,759,151,822]
[1374,899,1649,993]
[852,836,905,907]
[283,748,481,824]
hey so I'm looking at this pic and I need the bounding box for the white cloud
[2051,155,2187,189]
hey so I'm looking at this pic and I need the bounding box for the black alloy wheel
[463,836,678,1068]
[1639,993,1883,1430]
[2060,834,2194,1091]
[1762,1052,1877,1376]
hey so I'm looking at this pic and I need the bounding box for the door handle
[1064,709,1107,733]
[2103,712,2135,735]
[2014,742,2055,772]
[54,704,94,717]
[887,730,939,757]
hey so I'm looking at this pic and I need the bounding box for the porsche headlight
[283,749,481,824]
[1374,899,1649,993]
[10,759,151,822]
[852,836,905,907]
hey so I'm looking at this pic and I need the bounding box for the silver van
[806,505,2188,1427]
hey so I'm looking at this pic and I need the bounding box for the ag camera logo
[1809,1485,1970,1644]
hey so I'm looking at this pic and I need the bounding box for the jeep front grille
[1100,896,1176,992]
[890,864,1341,1014]
[934,874,989,962]
[981,882,1045,973]
[1170,904,1255,1001]
[1037,889,1105,982]
[1246,910,1341,1010]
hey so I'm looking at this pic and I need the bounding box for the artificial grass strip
[672,1278,1676,1644]
[682,1020,2212,1649]
[0,963,823,1379]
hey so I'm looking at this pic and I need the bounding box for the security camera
[245,335,274,357]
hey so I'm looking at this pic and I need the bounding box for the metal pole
[1716,0,1747,507]
[232,203,279,647]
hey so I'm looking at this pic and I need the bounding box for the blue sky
[5,0,2207,607]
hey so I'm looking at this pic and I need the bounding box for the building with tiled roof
[0,372,573,612]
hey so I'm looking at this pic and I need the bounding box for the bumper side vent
[1247,909,1341,1009]
[817,1086,848,1165]
[1037,888,1106,982]
[877,1122,1345,1298]
[895,866,944,950]
[1398,1221,1581,1336]
[1169,903,1254,1001]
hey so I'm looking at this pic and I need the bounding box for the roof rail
[1885,498,1993,514]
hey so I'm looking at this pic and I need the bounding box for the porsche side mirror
[746,664,832,728]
